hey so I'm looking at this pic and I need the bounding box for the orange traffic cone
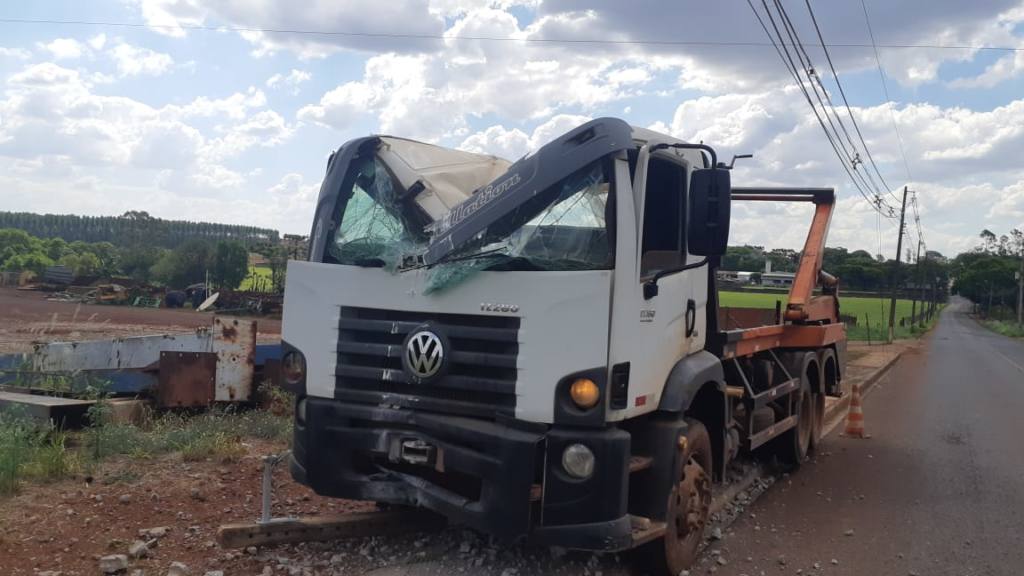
[842,383,870,438]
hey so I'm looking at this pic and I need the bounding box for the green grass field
[239,265,273,292]
[719,290,933,341]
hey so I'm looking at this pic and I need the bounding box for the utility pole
[919,246,929,326]
[888,186,909,343]
[1017,238,1023,326]
[912,238,922,326]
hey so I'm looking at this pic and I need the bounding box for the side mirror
[688,168,731,256]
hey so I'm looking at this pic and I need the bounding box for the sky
[1,0,1022,258]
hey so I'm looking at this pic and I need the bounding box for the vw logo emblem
[405,330,444,380]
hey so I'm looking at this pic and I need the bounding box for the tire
[810,350,836,453]
[808,388,826,453]
[643,418,713,576]
[776,372,812,469]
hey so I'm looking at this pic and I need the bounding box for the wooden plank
[217,510,445,549]
[628,456,653,473]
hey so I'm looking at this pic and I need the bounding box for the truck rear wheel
[776,374,812,469]
[644,418,712,576]
[809,388,825,453]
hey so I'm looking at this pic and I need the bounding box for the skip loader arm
[730,187,839,324]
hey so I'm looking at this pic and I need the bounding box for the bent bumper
[292,397,632,551]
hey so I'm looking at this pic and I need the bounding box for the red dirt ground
[0,287,280,354]
[0,440,373,576]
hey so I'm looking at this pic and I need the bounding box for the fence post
[865,313,872,346]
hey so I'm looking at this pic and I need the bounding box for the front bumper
[292,397,632,551]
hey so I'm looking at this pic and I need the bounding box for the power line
[860,0,923,252]
[0,16,1023,52]
[749,0,880,212]
[771,0,892,207]
[748,0,897,218]
[803,0,899,204]
[860,0,913,183]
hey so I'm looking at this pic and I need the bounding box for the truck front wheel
[646,418,713,576]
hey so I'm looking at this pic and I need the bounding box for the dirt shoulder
[0,439,372,576]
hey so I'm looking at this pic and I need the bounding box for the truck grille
[335,307,519,418]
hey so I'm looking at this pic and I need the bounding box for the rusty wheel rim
[674,456,711,544]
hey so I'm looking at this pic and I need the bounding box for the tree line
[0,211,279,249]
[0,228,262,291]
[723,244,950,293]
[952,228,1023,318]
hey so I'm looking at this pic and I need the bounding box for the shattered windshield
[326,154,612,291]
[440,159,613,271]
[327,155,423,267]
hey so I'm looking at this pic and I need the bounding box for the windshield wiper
[407,246,510,271]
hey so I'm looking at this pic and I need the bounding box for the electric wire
[748,0,895,218]
[1,16,1023,51]
[803,0,900,203]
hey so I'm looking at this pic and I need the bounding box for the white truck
[280,118,846,574]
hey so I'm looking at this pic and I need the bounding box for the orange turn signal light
[569,378,600,409]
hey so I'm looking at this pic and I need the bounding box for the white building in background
[717,270,756,284]
[761,272,796,287]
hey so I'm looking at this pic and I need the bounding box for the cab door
[606,149,707,420]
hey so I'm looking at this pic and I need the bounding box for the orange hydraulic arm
[730,187,839,324]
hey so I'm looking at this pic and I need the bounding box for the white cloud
[133,0,445,57]
[459,114,591,159]
[0,46,31,60]
[950,50,1024,89]
[269,172,318,201]
[266,69,311,93]
[38,38,85,60]
[204,110,295,160]
[171,87,268,120]
[300,9,658,141]
[88,34,107,51]
[133,0,208,38]
[0,61,293,202]
[110,42,174,77]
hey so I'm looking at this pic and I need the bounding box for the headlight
[296,397,307,424]
[569,378,600,409]
[561,443,595,479]
[282,351,306,385]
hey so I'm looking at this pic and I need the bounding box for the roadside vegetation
[953,228,1023,320]
[0,383,293,496]
[982,320,1024,338]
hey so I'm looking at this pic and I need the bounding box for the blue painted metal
[255,344,282,366]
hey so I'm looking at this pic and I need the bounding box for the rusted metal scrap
[0,316,274,408]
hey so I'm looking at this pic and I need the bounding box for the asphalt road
[705,297,1024,576]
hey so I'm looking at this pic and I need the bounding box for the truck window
[326,155,614,273]
[640,156,687,277]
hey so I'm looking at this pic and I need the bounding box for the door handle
[685,299,696,337]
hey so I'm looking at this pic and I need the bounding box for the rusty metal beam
[785,201,836,322]
[721,323,846,359]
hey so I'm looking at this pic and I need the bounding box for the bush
[0,408,77,495]
[1,391,294,494]
[984,320,1024,338]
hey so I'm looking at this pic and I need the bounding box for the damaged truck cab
[282,118,845,574]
